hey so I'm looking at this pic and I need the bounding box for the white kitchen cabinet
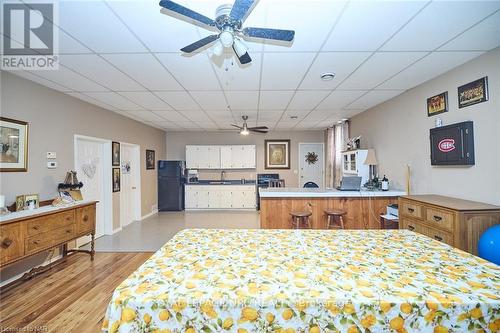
[341,149,369,184]
[185,185,256,210]
[186,145,255,170]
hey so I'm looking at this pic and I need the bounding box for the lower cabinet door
[197,190,209,208]
[0,223,24,265]
[185,187,198,209]
[220,189,232,209]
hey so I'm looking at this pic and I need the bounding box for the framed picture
[15,195,25,211]
[265,139,291,169]
[458,77,489,108]
[112,168,121,192]
[24,193,39,209]
[0,117,29,172]
[112,141,120,166]
[146,149,155,170]
[427,92,448,117]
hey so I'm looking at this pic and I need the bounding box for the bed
[102,229,500,333]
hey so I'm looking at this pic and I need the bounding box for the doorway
[74,135,113,247]
[299,143,325,188]
[120,142,141,228]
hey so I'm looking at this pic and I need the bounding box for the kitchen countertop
[259,187,405,198]
[186,180,256,186]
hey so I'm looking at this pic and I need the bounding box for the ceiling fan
[159,0,295,64]
[231,115,268,135]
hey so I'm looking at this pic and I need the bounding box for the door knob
[132,187,137,189]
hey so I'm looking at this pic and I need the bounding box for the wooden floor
[0,252,152,333]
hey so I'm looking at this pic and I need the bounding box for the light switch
[47,152,56,159]
[47,161,57,169]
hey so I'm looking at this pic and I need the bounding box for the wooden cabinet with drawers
[0,201,97,268]
[399,195,500,255]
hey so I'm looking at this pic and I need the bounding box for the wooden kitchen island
[259,188,405,229]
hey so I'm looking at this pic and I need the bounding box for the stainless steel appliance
[158,160,186,211]
[256,173,280,210]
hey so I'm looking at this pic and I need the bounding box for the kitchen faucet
[221,170,226,182]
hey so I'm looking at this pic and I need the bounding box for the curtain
[325,121,349,188]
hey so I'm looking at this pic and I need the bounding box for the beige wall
[350,47,500,205]
[0,72,166,282]
[166,131,325,187]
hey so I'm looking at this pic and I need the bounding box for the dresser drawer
[1,223,24,264]
[400,201,423,219]
[25,232,52,255]
[425,207,454,232]
[401,218,427,234]
[51,224,76,245]
[424,226,454,247]
[76,205,95,235]
[27,211,75,236]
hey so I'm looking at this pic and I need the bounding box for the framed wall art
[458,77,488,108]
[265,139,290,169]
[112,168,121,192]
[427,91,448,117]
[146,149,155,170]
[112,141,120,166]
[0,117,28,172]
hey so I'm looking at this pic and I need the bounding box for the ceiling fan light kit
[231,115,269,135]
[159,0,295,65]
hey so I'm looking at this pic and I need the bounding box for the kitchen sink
[208,181,232,185]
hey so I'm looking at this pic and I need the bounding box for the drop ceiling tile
[258,111,283,121]
[153,111,189,122]
[288,91,331,111]
[156,53,220,90]
[261,53,316,90]
[60,54,144,91]
[382,1,500,51]
[299,52,371,90]
[66,92,116,111]
[195,122,219,130]
[11,71,73,92]
[144,121,172,130]
[259,91,294,110]
[85,92,144,111]
[102,54,182,91]
[126,111,165,122]
[27,66,108,92]
[59,1,147,53]
[303,110,331,121]
[316,90,368,110]
[175,121,202,129]
[107,0,205,53]
[205,110,235,122]
[190,91,227,110]
[154,91,200,110]
[180,111,214,122]
[378,51,484,90]
[323,1,426,51]
[225,91,259,110]
[119,92,172,110]
[59,29,92,54]
[263,1,346,52]
[275,121,300,129]
[338,52,426,90]
[345,90,404,109]
[213,53,262,90]
[439,11,500,51]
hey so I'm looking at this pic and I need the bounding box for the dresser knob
[2,238,13,248]
[66,230,71,233]
[434,235,443,242]
[433,215,442,221]
[33,241,39,245]
[407,208,415,213]
[33,226,39,230]
[408,225,415,231]
[83,215,89,222]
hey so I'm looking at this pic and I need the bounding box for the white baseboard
[112,227,122,234]
[140,209,158,221]
[0,254,63,287]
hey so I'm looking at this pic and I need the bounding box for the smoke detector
[320,72,335,81]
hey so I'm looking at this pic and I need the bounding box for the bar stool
[325,209,346,229]
[269,179,286,188]
[290,211,312,229]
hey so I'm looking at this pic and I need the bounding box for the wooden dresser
[399,195,500,255]
[0,201,97,268]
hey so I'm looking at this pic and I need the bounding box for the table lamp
[364,149,378,182]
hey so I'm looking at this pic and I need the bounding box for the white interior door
[299,143,325,188]
[75,138,105,246]
[120,143,140,227]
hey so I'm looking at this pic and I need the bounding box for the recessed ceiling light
[320,72,335,81]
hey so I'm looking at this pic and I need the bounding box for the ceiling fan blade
[249,128,269,133]
[159,0,215,27]
[233,46,252,64]
[181,35,219,53]
[248,126,269,130]
[242,27,295,41]
[231,124,243,129]
[229,0,257,22]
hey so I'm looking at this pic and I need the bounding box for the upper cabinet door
[186,146,199,169]
[243,145,256,169]
[220,146,232,169]
[186,145,255,170]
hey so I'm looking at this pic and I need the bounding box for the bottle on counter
[381,175,389,191]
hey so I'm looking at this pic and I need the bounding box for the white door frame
[120,141,142,227]
[74,134,114,236]
[298,142,325,188]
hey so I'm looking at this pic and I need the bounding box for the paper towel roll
[0,195,5,208]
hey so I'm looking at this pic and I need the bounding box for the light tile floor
[83,211,260,252]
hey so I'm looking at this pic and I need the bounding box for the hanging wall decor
[427,91,448,116]
[146,149,155,170]
[0,117,28,172]
[305,151,318,165]
[265,140,291,169]
[458,77,488,108]
[112,141,120,166]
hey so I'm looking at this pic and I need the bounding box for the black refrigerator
[158,160,186,211]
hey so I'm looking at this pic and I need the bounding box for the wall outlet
[47,161,57,169]
[46,152,56,159]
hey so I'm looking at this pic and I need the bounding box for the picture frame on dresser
[0,117,29,172]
